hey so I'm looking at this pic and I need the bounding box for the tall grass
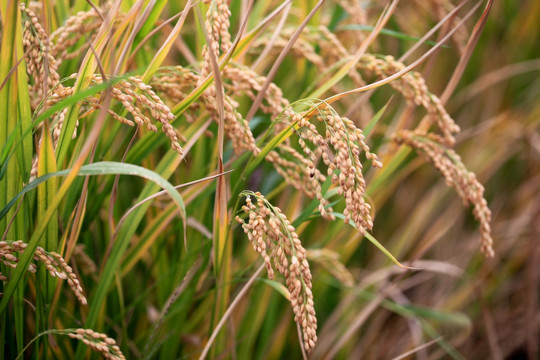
[1,0,538,359]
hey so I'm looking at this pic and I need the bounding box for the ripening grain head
[394,130,494,257]
[67,329,125,360]
[0,241,87,304]
[236,191,318,352]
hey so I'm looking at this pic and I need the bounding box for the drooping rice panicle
[394,130,494,257]
[236,191,317,352]
[0,241,87,304]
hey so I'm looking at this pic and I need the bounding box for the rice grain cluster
[236,191,317,352]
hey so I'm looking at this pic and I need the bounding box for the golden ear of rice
[67,328,126,360]
[0,240,87,304]
[394,130,494,257]
[236,191,318,352]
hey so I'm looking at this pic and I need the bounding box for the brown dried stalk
[394,130,494,257]
[236,192,317,352]
[0,240,87,304]
[429,0,469,55]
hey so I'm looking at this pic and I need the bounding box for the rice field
[1,0,538,359]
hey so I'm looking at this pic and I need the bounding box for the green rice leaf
[330,212,417,269]
[0,161,186,316]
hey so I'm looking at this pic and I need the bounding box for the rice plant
[1,0,538,359]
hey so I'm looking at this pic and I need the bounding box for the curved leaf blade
[0,161,186,316]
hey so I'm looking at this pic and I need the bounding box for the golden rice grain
[394,130,494,257]
[236,191,318,352]
[0,240,87,304]
[67,328,125,360]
